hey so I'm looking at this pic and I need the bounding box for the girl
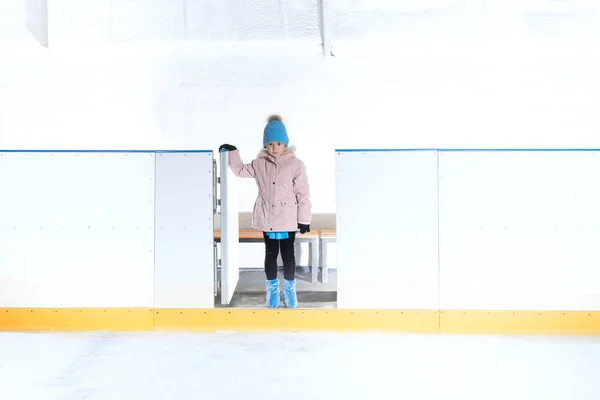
[219,114,311,309]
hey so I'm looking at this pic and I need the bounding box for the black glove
[219,144,237,151]
[298,223,310,234]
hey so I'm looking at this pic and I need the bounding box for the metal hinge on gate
[213,159,220,215]
[213,158,222,297]
[213,159,225,215]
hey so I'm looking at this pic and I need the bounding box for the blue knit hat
[263,114,289,147]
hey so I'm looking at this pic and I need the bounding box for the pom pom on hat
[267,114,283,123]
[263,114,289,147]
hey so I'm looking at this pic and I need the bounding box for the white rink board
[438,150,600,311]
[0,151,155,308]
[154,151,215,308]
[335,150,439,309]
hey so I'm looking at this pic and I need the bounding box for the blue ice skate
[266,279,280,308]
[282,279,298,309]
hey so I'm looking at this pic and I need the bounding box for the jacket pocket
[280,198,297,207]
[253,198,267,228]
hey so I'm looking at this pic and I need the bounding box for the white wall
[1,1,600,271]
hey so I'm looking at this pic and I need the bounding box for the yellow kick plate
[2,308,600,334]
[439,310,600,335]
[153,309,440,333]
[0,308,154,332]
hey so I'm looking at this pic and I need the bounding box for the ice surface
[0,332,599,400]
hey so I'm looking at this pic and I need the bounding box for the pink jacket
[228,146,311,233]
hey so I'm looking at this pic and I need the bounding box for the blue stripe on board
[335,148,600,152]
[0,150,213,153]
[336,148,438,152]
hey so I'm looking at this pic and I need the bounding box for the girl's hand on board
[298,223,310,234]
[219,144,237,151]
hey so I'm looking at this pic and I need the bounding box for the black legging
[263,232,296,281]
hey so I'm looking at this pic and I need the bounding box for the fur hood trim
[257,145,297,159]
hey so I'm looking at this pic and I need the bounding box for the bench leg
[322,240,329,284]
[311,239,319,284]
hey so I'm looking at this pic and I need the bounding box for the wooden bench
[214,229,321,283]
[319,229,336,283]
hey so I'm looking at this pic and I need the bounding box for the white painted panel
[439,150,600,310]
[24,0,49,47]
[185,0,320,41]
[112,0,186,41]
[0,0,47,46]
[332,0,484,40]
[220,150,240,305]
[154,151,215,308]
[0,1,26,37]
[47,0,112,46]
[336,150,439,309]
[0,151,155,307]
